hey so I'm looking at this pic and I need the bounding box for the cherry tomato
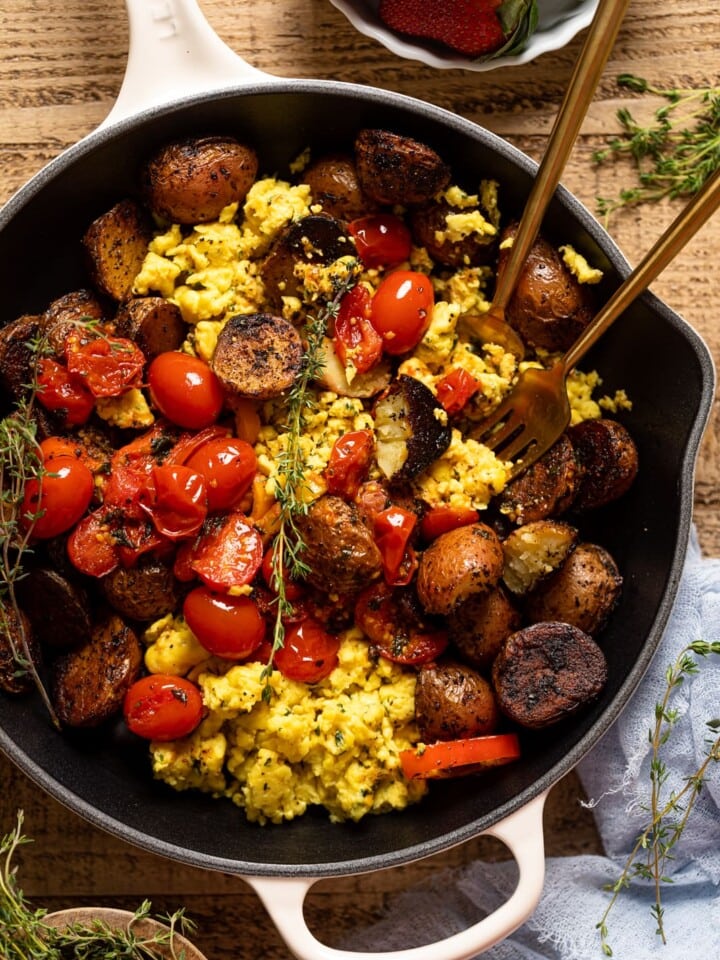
[324,429,374,500]
[420,505,480,541]
[348,213,411,268]
[116,518,169,568]
[173,539,198,582]
[67,509,120,577]
[123,674,204,741]
[190,511,264,592]
[369,270,434,355]
[139,464,208,540]
[148,352,224,429]
[65,333,146,398]
[166,424,231,466]
[333,285,383,375]
[399,733,521,780]
[273,618,340,683]
[104,424,177,520]
[36,357,94,426]
[355,582,448,666]
[183,587,266,660]
[435,367,481,415]
[39,436,83,462]
[261,546,304,602]
[20,456,94,539]
[373,506,418,586]
[184,437,257,512]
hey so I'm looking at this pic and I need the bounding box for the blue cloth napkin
[345,528,720,959]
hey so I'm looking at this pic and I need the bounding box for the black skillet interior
[0,80,714,878]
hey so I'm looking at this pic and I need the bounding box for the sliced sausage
[82,199,153,301]
[497,433,579,524]
[415,660,499,742]
[114,296,186,359]
[0,313,43,401]
[212,313,303,399]
[567,418,639,511]
[42,289,106,356]
[416,523,504,616]
[294,494,382,594]
[302,153,375,221]
[0,605,38,695]
[51,613,143,728]
[492,621,607,728]
[15,568,91,650]
[354,129,451,206]
[448,586,522,672]
[101,559,182,622]
[143,135,259,224]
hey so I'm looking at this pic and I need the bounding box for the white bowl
[329,0,598,71]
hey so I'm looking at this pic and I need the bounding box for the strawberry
[378,0,536,59]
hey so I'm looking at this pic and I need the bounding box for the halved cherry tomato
[324,429,374,500]
[103,423,177,520]
[173,539,198,582]
[115,518,169,568]
[373,506,418,586]
[420,505,480,542]
[273,618,340,683]
[435,367,481,415]
[399,733,521,780]
[148,352,224,429]
[20,456,94,539]
[333,285,383,374]
[184,437,257,512]
[190,511,264,592]
[183,587,266,660]
[348,213,411,268]
[65,333,146,398]
[261,546,304,602]
[67,509,120,577]
[139,464,208,540]
[165,424,231,467]
[355,582,448,665]
[36,357,94,425]
[370,270,434,355]
[123,674,204,741]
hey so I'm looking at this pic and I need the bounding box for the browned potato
[416,523,504,616]
[415,660,499,741]
[497,433,579,524]
[354,129,451,206]
[0,313,43,401]
[497,225,596,352]
[82,199,153,301]
[42,289,106,356]
[448,586,521,672]
[0,605,38,695]
[295,495,383,594]
[102,559,182,622]
[501,519,578,595]
[143,135,258,224]
[316,337,392,398]
[568,418,639,511]
[16,568,91,650]
[410,196,498,268]
[492,621,607,728]
[51,614,143,728]
[114,296,186,359]
[302,153,375,221]
[524,542,622,635]
[261,214,352,311]
[212,313,303,400]
[374,375,452,485]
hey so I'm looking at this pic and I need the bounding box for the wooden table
[1,1,718,955]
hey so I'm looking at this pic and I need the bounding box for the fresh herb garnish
[597,640,720,955]
[594,75,720,223]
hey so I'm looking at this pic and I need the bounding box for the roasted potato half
[82,199,153,301]
[416,522,504,616]
[316,337,392,399]
[502,519,578,595]
[302,153,375,221]
[354,129,451,207]
[410,195,498,268]
[448,586,522,672]
[415,660,499,742]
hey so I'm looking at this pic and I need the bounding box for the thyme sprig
[594,75,720,223]
[1,810,195,958]
[597,640,720,955]
[261,271,358,697]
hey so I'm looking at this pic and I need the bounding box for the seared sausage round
[415,660,499,742]
[567,418,639,511]
[492,621,607,728]
[498,433,579,525]
[354,129,451,206]
[114,297,186,360]
[16,568,91,650]
[102,559,182,622]
[0,605,39,695]
[212,313,303,400]
[416,523,504,616]
[42,289,106,357]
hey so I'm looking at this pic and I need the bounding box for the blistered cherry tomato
[324,429,374,500]
[20,456,94,539]
[370,270,434,355]
[261,546,305,602]
[67,509,120,577]
[123,674,204,741]
[435,367,481,415]
[273,618,340,683]
[36,358,94,426]
[116,518,169,568]
[39,436,82,462]
[184,437,257,512]
[348,213,412,268]
[355,582,448,665]
[420,505,480,541]
[190,511,264,592]
[333,285,383,375]
[65,333,146,398]
[183,586,265,660]
[148,352,224,429]
[139,464,208,540]
[373,506,418,586]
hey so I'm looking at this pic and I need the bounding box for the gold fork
[474,166,720,478]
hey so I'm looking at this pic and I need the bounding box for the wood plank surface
[1,1,718,956]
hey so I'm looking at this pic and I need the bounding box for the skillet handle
[246,790,548,960]
[102,0,273,129]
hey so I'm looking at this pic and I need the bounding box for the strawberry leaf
[482,0,539,60]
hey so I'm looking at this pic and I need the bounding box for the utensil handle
[491,0,630,316]
[246,791,547,960]
[102,0,272,128]
[563,167,720,370]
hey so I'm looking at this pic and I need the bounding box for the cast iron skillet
[0,2,714,957]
